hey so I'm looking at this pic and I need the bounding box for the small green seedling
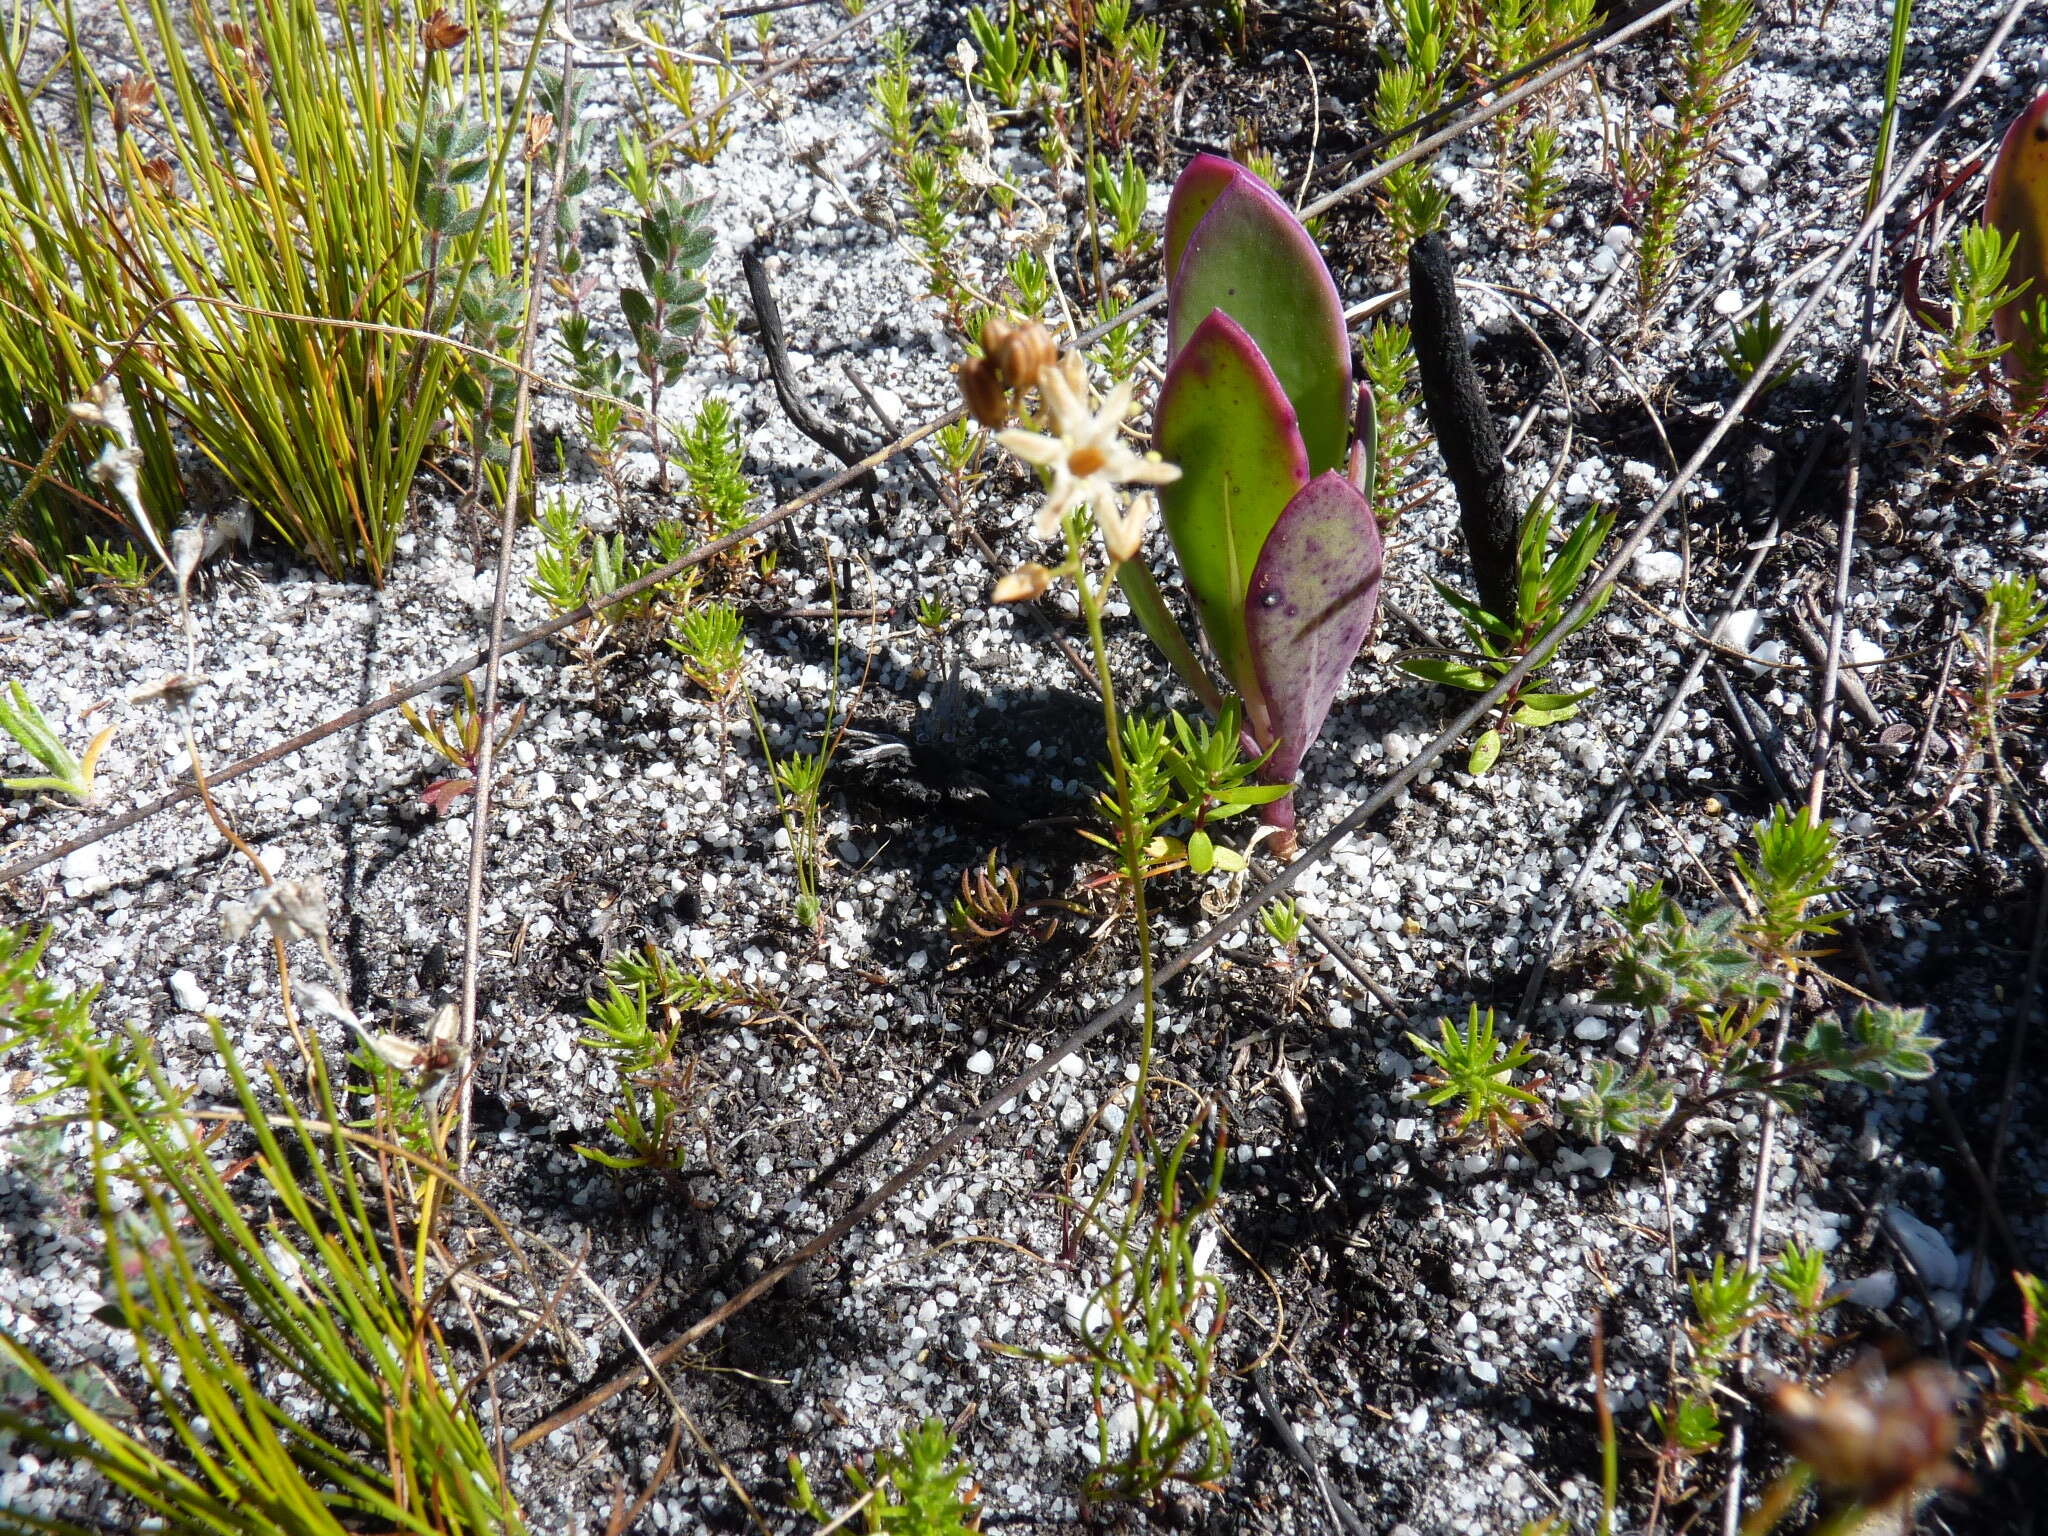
[1652,1257,1764,1461]
[1408,1005,1544,1145]
[1967,573,2047,752]
[790,1414,981,1535]
[71,538,156,598]
[870,29,917,165]
[705,292,741,367]
[1398,499,1615,773]
[0,682,109,804]
[1359,321,1428,516]
[1719,300,1803,395]
[1732,804,1847,966]
[1564,1059,1674,1145]
[531,498,695,672]
[1008,249,1055,318]
[671,600,746,701]
[1921,224,2029,399]
[398,676,528,818]
[1085,703,1289,883]
[1089,149,1153,261]
[965,4,1038,109]
[1259,896,1304,952]
[1617,0,1754,320]
[574,980,699,1173]
[680,397,751,538]
[1028,1111,1233,1506]
[620,182,714,490]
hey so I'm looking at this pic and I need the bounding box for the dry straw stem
[0,0,1695,891]
[452,0,582,1185]
[511,0,2027,1447]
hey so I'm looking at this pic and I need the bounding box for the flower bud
[958,356,1010,429]
[992,563,1052,603]
[1101,491,1154,565]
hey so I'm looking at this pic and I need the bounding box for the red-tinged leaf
[1244,471,1382,793]
[1164,153,1243,291]
[1168,172,1352,477]
[1988,88,2048,379]
[421,776,476,816]
[1155,310,1311,720]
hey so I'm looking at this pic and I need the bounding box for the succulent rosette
[1151,154,1384,846]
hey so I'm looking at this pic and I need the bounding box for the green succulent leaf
[1511,691,1589,727]
[1162,151,1241,289]
[1400,657,1492,691]
[1243,471,1382,787]
[1167,165,1352,478]
[1155,310,1311,703]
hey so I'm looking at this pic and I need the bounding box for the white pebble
[1632,550,1684,587]
[169,970,209,1014]
[964,1049,994,1076]
[1834,1270,1897,1310]
[1884,1209,1959,1290]
[59,846,102,884]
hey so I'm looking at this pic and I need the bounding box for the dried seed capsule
[958,356,1010,429]
[992,320,1058,392]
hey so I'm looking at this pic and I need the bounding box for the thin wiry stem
[454,0,577,1185]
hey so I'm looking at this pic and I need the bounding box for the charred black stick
[1408,233,1521,623]
[741,242,878,499]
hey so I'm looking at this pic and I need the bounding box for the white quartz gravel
[2,0,2046,1530]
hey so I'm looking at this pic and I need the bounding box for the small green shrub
[0,926,524,1535]
[791,1415,981,1534]
[1616,0,1755,320]
[1409,1005,1545,1145]
[0,0,540,581]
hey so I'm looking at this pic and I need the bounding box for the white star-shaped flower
[996,370,1180,543]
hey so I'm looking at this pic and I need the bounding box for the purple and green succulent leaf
[1163,152,1241,290]
[1167,161,1352,478]
[1243,470,1382,832]
[1154,308,1311,733]
[1348,380,1379,497]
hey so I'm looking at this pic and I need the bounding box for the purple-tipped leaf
[1163,153,1241,291]
[1168,171,1352,479]
[1155,310,1311,721]
[1244,470,1382,800]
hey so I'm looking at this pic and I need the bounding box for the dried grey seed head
[222,877,331,949]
